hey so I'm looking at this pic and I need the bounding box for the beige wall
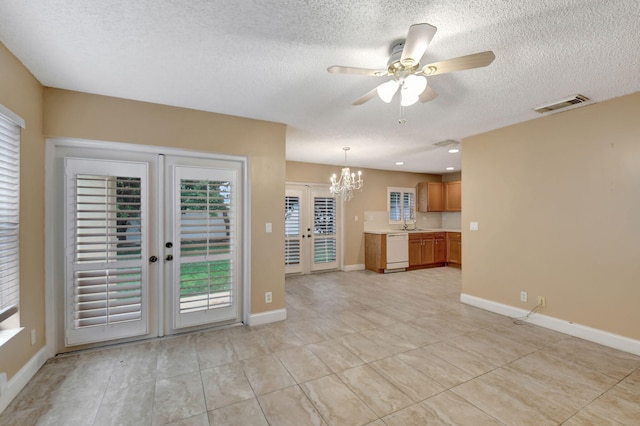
[0,41,286,379]
[0,44,45,379]
[462,92,640,340]
[43,89,287,316]
[286,161,440,265]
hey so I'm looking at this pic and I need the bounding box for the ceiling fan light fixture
[377,80,399,103]
[404,74,427,96]
[399,75,426,106]
[400,92,420,107]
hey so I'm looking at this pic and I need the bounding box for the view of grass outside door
[169,161,241,330]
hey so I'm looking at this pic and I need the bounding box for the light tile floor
[2,268,640,425]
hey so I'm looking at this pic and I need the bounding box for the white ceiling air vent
[433,139,459,147]
[534,94,590,113]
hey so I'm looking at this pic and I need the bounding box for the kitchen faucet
[403,217,417,231]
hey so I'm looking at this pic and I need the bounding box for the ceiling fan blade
[419,85,439,103]
[401,23,437,66]
[327,65,388,76]
[420,51,496,76]
[352,86,380,106]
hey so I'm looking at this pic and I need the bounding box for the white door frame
[45,138,251,355]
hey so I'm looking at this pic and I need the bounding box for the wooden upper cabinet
[416,182,444,212]
[444,181,461,212]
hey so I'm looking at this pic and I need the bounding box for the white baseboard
[343,264,365,272]
[460,293,640,356]
[0,346,49,414]
[247,308,287,326]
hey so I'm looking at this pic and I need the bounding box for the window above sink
[387,186,415,225]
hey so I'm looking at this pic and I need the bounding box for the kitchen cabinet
[364,233,386,273]
[434,233,446,263]
[409,232,446,269]
[409,234,433,266]
[446,232,462,266]
[444,181,461,212]
[416,182,444,212]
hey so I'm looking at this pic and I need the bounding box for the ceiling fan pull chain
[398,104,407,125]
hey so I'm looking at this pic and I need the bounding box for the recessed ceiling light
[448,148,460,153]
[395,161,404,166]
[446,167,455,171]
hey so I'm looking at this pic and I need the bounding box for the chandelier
[330,147,363,201]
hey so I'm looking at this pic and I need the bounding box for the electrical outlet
[538,296,546,307]
[520,291,528,302]
[265,292,272,304]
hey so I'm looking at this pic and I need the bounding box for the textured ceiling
[1,1,639,173]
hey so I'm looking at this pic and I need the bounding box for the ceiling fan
[328,23,495,107]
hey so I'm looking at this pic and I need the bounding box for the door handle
[165,242,173,248]
[307,234,312,238]
[149,256,158,263]
[165,254,173,261]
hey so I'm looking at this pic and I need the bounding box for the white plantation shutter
[0,109,22,323]
[389,190,402,221]
[403,191,415,221]
[388,187,415,224]
[178,178,234,314]
[313,196,336,264]
[172,163,240,329]
[284,195,301,266]
[65,159,149,345]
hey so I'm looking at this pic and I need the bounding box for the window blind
[284,196,301,266]
[0,112,20,323]
[72,174,143,327]
[179,179,234,313]
[313,197,336,264]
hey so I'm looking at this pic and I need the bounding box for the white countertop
[365,228,461,235]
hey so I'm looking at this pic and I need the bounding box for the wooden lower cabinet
[446,232,462,266]
[366,231,461,274]
[434,234,446,263]
[408,232,446,269]
[364,233,386,273]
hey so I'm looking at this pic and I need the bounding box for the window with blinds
[403,191,415,221]
[0,110,21,324]
[284,196,301,266]
[388,187,416,224]
[179,179,234,313]
[72,175,143,328]
[313,196,336,264]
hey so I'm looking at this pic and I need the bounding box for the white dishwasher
[385,232,409,272]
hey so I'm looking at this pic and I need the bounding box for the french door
[164,156,242,331]
[54,142,244,349]
[285,184,339,274]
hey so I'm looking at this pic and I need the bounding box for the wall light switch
[265,223,272,233]
[354,215,358,222]
[470,221,479,231]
